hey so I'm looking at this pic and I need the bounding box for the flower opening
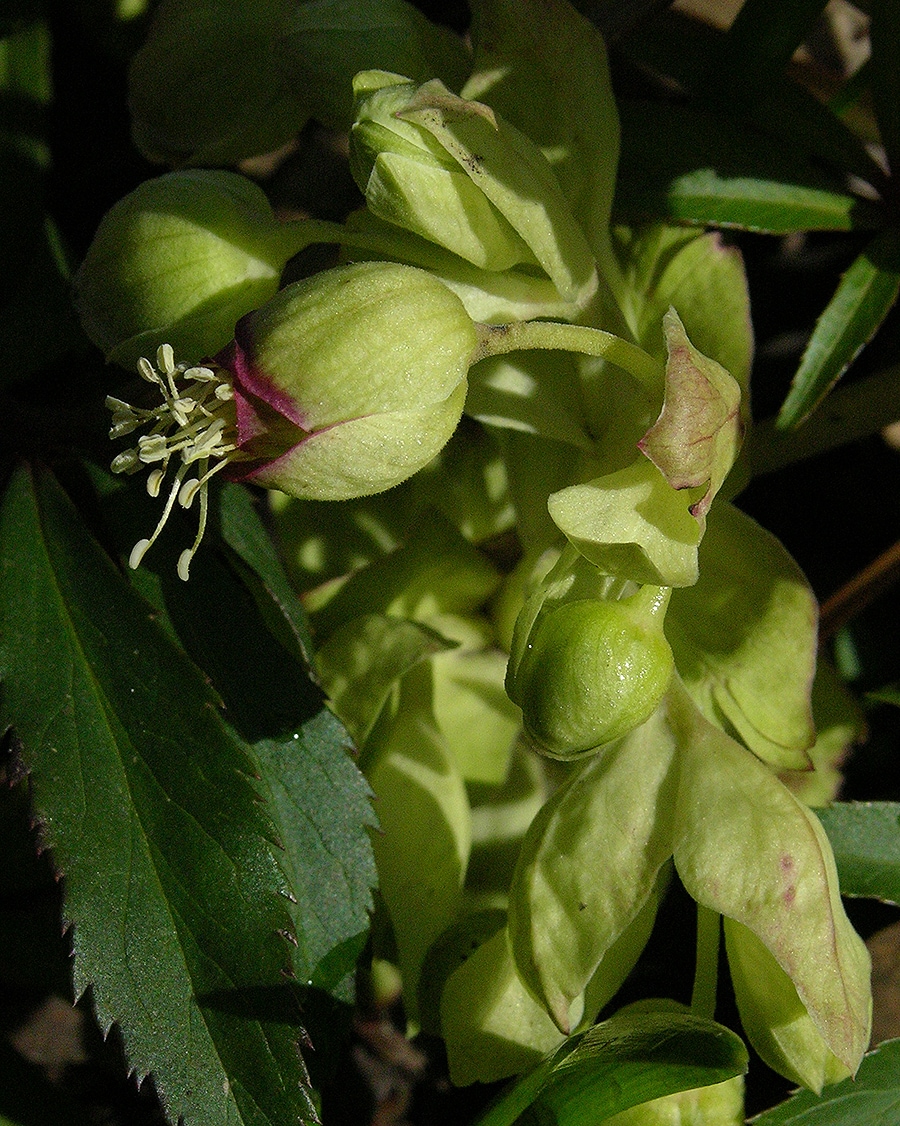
[107,343,244,580]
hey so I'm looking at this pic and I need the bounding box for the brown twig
[819,537,900,643]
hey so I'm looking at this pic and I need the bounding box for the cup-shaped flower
[75,170,304,369]
[506,547,673,759]
[107,261,476,579]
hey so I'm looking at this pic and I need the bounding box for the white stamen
[178,478,200,508]
[146,469,165,498]
[137,356,159,383]
[138,434,169,463]
[108,346,243,578]
[111,449,140,473]
[129,538,152,569]
[157,343,176,375]
[177,549,193,582]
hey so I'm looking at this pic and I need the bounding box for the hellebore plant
[7,1,890,1125]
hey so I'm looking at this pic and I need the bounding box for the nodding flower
[108,261,477,579]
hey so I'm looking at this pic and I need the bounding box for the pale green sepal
[254,381,468,501]
[464,0,621,286]
[364,663,472,1023]
[366,151,533,270]
[310,510,502,640]
[724,919,854,1093]
[315,613,454,747]
[74,170,289,368]
[579,868,669,1027]
[508,705,679,1032]
[351,72,536,271]
[441,927,566,1085]
[399,81,598,310]
[667,502,817,771]
[638,310,743,521]
[466,745,549,905]
[549,458,704,588]
[669,683,872,1077]
[780,661,866,808]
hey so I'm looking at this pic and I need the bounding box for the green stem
[691,904,721,1020]
[472,319,662,392]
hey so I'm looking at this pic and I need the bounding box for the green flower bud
[74,170,299,369]
[507,560,673,759]
[106,261,476,579]
[350,71,535,272]
[349,71,599,313]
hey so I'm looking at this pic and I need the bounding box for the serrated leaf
[219,481,316,667]
[250,708,377,1001]
[473,1009,748,1126]
[0,463,317,1126]
[617,102,879,233]
[816,802,900,905]
[752,1038,900,1126]
[777,228,900,430]
[115,479,379,1007]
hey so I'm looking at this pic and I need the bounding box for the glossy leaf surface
[753,1038,900,1126]
[777,228,900,430]
[473,1010,747,1126]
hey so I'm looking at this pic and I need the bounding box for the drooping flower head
[108,261,477,578]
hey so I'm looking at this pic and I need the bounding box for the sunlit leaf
[472,1009,747,1126]
[777,227,900,430]
[617,102,879,233]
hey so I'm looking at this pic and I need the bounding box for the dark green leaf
[474,1010,747,1126]
[121,480,378,1005]
[777,227,900,429]
[0,463,317,1126]
[870,0,900,176]
[753,1038,900,1125]
[250,709,377,1001]
[616,102,878,233]
[219,481,316,668]
[698,0,827,110]
[619,10,885,191]
[816,802,900,904]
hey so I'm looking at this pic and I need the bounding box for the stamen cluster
[107,343,240,580]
